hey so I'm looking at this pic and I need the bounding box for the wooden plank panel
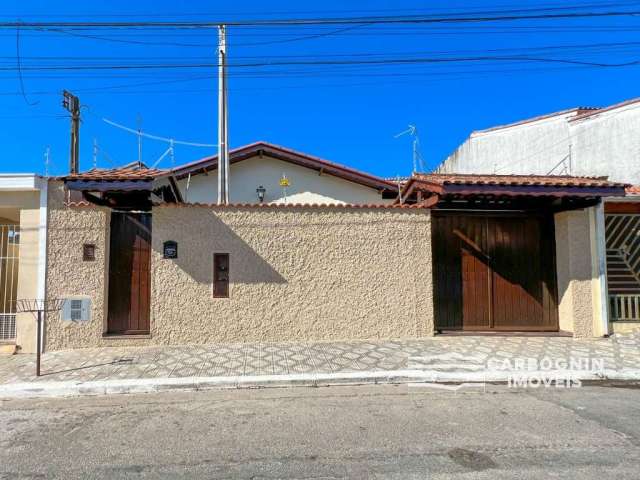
[107,212,151,335]
[433,212,558,332]
[605,202,640,214]
[433,214,463,330]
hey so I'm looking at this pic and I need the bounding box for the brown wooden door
[433,213,558,331]
[107,212,151,335]
[458,217,492,329]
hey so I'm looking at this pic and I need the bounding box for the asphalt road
[2,383,640,479]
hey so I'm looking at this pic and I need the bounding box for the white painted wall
[570,103,640,184]
[176,154,390,205]
[437,112,574,175]
[436,102,640,185]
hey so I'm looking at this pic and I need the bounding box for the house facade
[167,142,398,205]
[30,141,626,353]
[436,98,640,334]
[36,142,426,352]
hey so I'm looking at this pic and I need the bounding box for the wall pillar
[15,206,41,352]
[554,207,605,338]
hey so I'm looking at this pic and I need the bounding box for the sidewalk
[1,331,640,398]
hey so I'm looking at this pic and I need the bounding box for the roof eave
[171,142,397,192]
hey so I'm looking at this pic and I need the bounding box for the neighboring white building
[0,174,48,354]
[436,98,640,185]
[170,141,398,205]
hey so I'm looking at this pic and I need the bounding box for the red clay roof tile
[63,165,168,181]
[412,173,626,188]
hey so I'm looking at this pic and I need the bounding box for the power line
[15,22,38,105]
[1,54,639,71]
[232,23,370,46]
[0,62,626,97]
[4,39,640,63]
[2,9,640,28]
[38,27,217,48]
[4,1,639,18]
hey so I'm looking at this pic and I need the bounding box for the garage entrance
[432,212,559,332]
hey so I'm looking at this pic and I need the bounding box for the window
[62,298,91,322]
[213,253,229,298]
[70,300,83,321]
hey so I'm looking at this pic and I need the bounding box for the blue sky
[1,0,639,178]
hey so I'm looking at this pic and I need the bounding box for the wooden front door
[433,213,558,331]
[107,212,151,335]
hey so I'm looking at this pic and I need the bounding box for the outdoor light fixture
[256,185,266,203]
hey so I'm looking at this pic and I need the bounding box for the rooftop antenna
[394,124,425,173]
[102,117,215,169]
[92,138,98,169]
[44,146,50,177]
[151,140,175,168]
[136,113,143,165]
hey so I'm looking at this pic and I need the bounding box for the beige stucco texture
[44,183,111,351]
[151,206,433,345]
[0,190,41,353]
[44,192,434,350]
[554,208,601,338]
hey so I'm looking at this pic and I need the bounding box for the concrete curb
[1,368,639,399]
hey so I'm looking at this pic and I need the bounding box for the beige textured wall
[554,209,599,337]
[14,206,41,352]
[43,182,112,351]
[150,206,433,344]
[44,194,434,350]
[0,191,41,353]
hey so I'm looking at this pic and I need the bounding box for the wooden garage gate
[432,212,559,332]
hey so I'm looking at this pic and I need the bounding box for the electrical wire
[2,53,639,71]
[15,23,38,105]
[4,1,639,18]
[1,9,640,28]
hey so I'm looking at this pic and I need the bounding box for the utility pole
[62,90,80,174]
[217,24,229,205]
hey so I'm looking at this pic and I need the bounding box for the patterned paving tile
[2,331,640,384]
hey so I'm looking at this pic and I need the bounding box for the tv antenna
[394,124,425,173]
[102,117,216,169]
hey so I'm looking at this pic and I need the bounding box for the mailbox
[163,240,178,259]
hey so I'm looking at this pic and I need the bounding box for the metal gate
[605,214,640,321]
[0,225,20,340]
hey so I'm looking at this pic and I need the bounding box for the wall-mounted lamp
[256,185,266,203]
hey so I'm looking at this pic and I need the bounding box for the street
[1,384,640,479]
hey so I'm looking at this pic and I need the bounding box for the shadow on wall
[152,209,287,285]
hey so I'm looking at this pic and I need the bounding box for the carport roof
[400,173,629,205]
